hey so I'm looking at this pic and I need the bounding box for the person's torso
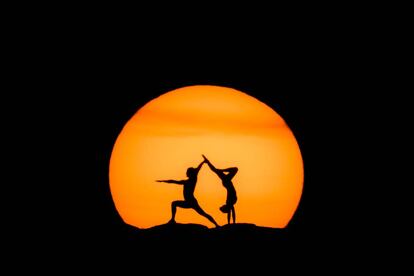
[183,178,197,200]
[223,180,236,198]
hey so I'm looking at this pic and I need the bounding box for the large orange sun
[109,85,303,229]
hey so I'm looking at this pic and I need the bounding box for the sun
[109,85,303,229]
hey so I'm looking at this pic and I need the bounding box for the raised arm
[194,159,205,174]
[156,179,186,185]
[202,155,225,178]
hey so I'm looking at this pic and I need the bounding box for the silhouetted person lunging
[156,160,219,227]
[203,155,238,224]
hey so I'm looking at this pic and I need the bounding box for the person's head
[220,204,230,213]
[186,167,197,178]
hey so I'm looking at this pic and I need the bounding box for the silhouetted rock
[120,222,288,250]
[147,222,209,233]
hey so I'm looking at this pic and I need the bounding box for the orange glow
[109,85,303,228]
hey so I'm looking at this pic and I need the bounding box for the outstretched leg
[227,209,231,224]
[170,200,190,223]
[193,204,219,227]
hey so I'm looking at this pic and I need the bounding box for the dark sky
[13,37,372,268]
[3,9,394,271]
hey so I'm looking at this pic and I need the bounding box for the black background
[10,25,379,269]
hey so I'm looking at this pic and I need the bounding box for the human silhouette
[156,159,219,227]
[202,155,238,224]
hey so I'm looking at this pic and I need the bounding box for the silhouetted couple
[156,155,238,227]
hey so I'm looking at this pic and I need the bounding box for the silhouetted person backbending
[203,155,238,224]
[156,159,219,227]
